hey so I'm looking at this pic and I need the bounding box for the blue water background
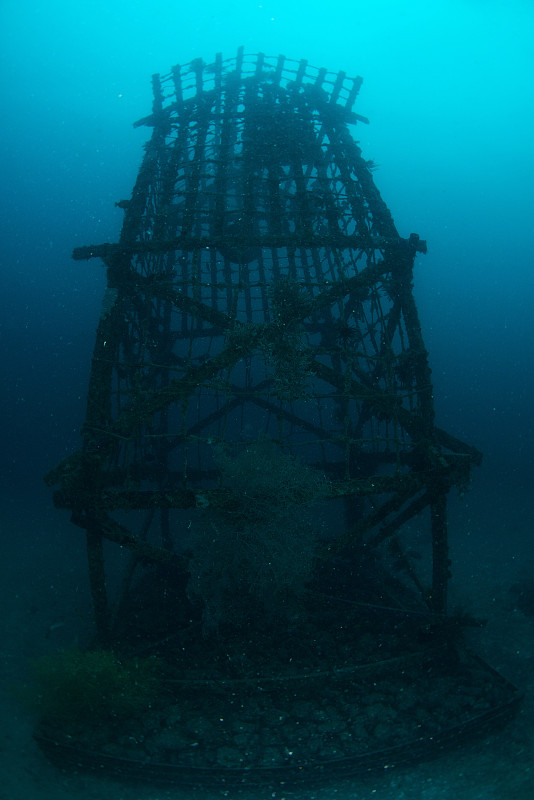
[1,1,533,797]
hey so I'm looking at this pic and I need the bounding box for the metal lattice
[47,48,481,643]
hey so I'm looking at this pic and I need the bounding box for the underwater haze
[1,1,534,799]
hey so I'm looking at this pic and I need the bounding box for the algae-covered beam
[71,233,427,262]
[72,510,186,568]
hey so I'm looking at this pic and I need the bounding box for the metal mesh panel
[37,50,522,788]
[47,48,481,641]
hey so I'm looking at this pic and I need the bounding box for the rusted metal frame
[60,473,455,627]
[151,72,164,114]
[295,58,308,88]
[307,257,387,315]
[310,304,390,404]
[179,98,213,241]
[144,377,347,466]
[318,114,371,241]
[356,276,382,366]
[155,285,174,552]
[325,478,424,555]
[110,507,157,637]
[387,534,428,602]
[228,257,242,322]
[313,247,360,472]
[165,111,196,338]
[113,300,138,410]
[183,269,207,481]
[391,308,414,412]
[235,45,245,76]
[139,97,188,552]
[152,120,187,243]
[342,280,374,409]
[433,427,482,466]
[100,324,265,443]
[213,50,223,129]
[372,244,451,612]
[345,75,363,112]
[256,249,271,322]
[163,395,244,454]
[213,53,239,240]
[142,255,385,351]
[171,64,183,105]
[215,67,246,316]
[394,255,435,434]
[192,57,204,97]
[292,91,342,249]
[302,102,350,242]
[220,50,241,77]
[111,257,390,415]
[253,51,266,87]
[82,306,121,445]
[367,489,430,550]
[243,390,337,445]
[311,358,425,444]
[429,486,449,613]
[240,81,263,322]
[341,342,358,480]
[367,284,395,397]
[351,284,404,449]
[308,247,337,312]
[331,122,400,241]
[144,273,232,330]
[311,120,347,244]
[287,130,315,244]
[207,248,219,315]
[161,323,224,342]
[329,70,346,106]
[73,509,187,568]
[222,242,237,315]
[314,66,327,94]
[286,246,299,283]
[178,249,191,338]
[368,490,437,606]
[371,288,404,384]
[116,125,170,252]
[270,244,283,286]
[70,434,471,522]
[97,486,196,511]
[296,247,315,298]
[240,360,251,436]
[190,249,205,339]
[86,263,418,478]
[110,287,155,415]
[266,160,283,239]
[308,246,340,467]
[94,471,429,518]
[280,56,302,83]
[72,232,395,261]
[86,526,110,644]
[349,252,410,443]
[240,260,253,322]
[374,292,410,466]
[220,359,239,446]
[274,53,285,85]
[322,244,344,288]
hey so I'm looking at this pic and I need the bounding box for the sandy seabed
[1,500,533,800]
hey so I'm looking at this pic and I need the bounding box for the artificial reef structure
[41,49,520,786]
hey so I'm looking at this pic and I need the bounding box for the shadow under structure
[43,49,520,786]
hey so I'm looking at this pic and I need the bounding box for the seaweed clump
[25,648,162,729]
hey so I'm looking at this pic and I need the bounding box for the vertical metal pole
[430,489,449,614]
[86,526,110,644]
